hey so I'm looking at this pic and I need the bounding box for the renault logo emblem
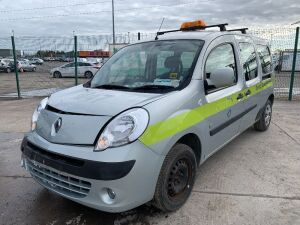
[51,117,62,136]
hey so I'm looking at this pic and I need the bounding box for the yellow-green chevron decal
[140,79,273,146]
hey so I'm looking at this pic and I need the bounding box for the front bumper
[21,132,164,213]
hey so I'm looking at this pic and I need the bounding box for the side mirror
[209,67,235,88]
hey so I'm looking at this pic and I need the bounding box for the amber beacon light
[180,20,207,30]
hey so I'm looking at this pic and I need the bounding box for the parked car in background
[30,58,44,65]
[50,62,100,78]
[0,58,14,73]
[44,57,56,61]
[18,61,37,72]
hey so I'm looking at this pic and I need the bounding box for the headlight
[95,108,149,151]
[31,97,48,131]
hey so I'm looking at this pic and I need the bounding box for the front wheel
[6,68,11,73]
[53,71,62,78]
[152,144,197,212]
[254,99,272,131]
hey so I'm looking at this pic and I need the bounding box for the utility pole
[112,0,116,45]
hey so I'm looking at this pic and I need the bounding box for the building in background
[0,49,21,58]
[78,50,110,58]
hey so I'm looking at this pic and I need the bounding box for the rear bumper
[21,132,164,212]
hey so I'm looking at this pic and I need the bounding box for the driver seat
[160,56,182,79]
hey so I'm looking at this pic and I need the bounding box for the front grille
[26,160,91,198]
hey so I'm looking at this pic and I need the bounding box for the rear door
[203,35,245,156]
[236,40,262,131]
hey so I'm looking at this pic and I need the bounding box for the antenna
[155,18,165,40]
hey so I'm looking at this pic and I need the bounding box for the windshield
[89,40,204,92]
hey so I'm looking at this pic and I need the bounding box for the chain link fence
[249,27,300,100]
[0,28,299,100]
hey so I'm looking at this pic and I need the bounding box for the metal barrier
[0,29,299,100]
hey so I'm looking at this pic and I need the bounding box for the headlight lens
[31,97,48,131]
[95,108,149,151]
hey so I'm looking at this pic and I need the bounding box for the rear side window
[256,45,272,74]
[239,42,258,81]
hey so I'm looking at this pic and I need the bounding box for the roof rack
[227,28,248,34]
[156,23,229,36]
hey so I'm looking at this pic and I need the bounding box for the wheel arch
[176,133,202,165]
[268,93,274,105]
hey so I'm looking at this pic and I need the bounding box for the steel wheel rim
[167,158,193,200]
[264,104,272,126]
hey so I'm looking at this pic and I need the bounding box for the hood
[48,85,164,116]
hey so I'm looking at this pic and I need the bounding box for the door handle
[236,93,244,101]
[245,90,251,97]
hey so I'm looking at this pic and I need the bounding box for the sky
[0,0,299,37]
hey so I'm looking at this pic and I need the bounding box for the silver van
[21,21,274,213]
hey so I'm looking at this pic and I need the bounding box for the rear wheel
[84,71,93,79]
[152,144,197,212]
[53,71,62,78]
[32,67,36,72]
[6,68,11,73]
[254,99,272,131]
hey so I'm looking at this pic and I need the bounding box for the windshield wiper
[132,85,175,90]
[93,84,130,90]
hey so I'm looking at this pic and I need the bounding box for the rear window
[256,45,272,75]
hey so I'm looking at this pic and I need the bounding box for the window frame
[204,42,238,94]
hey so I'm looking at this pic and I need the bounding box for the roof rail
[156,23,229,37]
[227,28,248,34]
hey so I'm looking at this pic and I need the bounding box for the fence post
[11,35,21,98]
[288,27,299,101]
[74,35,78,86]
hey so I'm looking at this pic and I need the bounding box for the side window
[65,63,75,68]
[205,43,237,92]
[239,42,258,81]
[256,45,272,75]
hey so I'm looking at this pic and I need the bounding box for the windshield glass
[90,40,204,92]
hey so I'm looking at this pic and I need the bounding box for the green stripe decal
[140,79,273,146]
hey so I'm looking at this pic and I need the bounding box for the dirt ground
[0,99,300,225]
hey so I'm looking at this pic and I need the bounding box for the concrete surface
[0,99,300,225]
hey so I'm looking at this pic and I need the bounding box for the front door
[202,35,245,156]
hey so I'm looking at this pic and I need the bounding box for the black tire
[152,144,197,212]
[84,71,93,79]
[254,99,272,131]
[6,68,11,73]
[32,67,36,72]
[53,71,62,78]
